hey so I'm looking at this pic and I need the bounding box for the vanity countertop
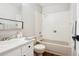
[0,37,33,54]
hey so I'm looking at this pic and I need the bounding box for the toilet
[34,44,45,56]
[27,36,45,56]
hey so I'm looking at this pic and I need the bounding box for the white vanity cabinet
[1,47,22,56]
[0,41,34,56]
[21,41,34,56]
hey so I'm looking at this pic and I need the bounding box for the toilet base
[34,51,43,56]
[38,53,43,56]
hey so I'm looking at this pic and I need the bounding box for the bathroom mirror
[0,18,23,30]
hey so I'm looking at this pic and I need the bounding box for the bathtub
[39,39,73,56]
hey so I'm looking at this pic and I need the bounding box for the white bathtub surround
[0,37,34,56]
[41,3,73,43]
[38,3,74,56]
[39,39,73,56]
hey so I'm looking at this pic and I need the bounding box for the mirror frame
[0,18,24,30]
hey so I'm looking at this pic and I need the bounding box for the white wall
[0,3,42,39]
[0,3,22,20]
[41,3,70,14]
[42,3,73,43]
[22,3,42,37]
[34,6,42,38]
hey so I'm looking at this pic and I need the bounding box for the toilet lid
[34,44,45,50]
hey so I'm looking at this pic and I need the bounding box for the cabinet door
[22,42,34,56]
[26,50,34,56]
[2,47,21,56]
[22,49,34,56]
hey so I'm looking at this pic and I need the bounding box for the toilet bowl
[34,44,45,56]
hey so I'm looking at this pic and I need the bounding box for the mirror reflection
[0,18,23,30]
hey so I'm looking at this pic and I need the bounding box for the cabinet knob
[28,46,31,48]
[24,55,26,56]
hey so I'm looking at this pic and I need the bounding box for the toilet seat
[34,44,45,50]
[34,44,45,54]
